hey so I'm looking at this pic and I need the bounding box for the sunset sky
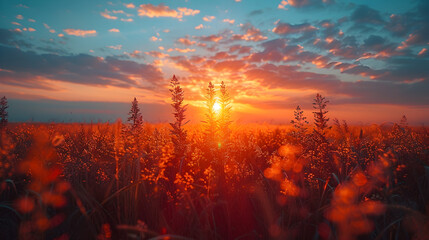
[1,0,428,124]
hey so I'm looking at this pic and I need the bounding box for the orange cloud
[138,4,199,19]
[124,3,135,8]
[107,45,122,50]
[418,48,427,56]
[198,34,223,42]
[195,24,204,30]
[16,15,23,20]
[112,10,133,17]
[175,48,196,53]
[223,19,235,24]
[150,36,162,42]
[177,7,200,16]
[11,22,21,26]
[121,18,133,22]
[167,48,196,53]
[100,10,117,20]
[272,22,317,35]
[63,29,97,37]
[145,51,169,58]
[203,16,215,22]
[233,24,267,42]
[109,28,120,32]
[124,50,145,59]
[177,37,196,46]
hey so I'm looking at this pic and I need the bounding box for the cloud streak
[0,45,164,90]
[137,4,199,19]
[63,29,96,37]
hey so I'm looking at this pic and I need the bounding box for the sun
[213,102,221,113]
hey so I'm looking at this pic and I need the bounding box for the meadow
[0,116,428,239]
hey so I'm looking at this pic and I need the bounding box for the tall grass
[0,120,428,239]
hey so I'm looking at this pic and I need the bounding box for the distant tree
[169,75,188,170]
[203,82,217,141]
[0,96,8,129]
[290,105,308,138]
[312,93,330,139]
[127,97,143,130]
[218,81,232,141]
[399,115,408,127]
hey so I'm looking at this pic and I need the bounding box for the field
[0,119,428,240]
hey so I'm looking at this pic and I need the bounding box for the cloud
[121,18,133,22]
[232,23,267,42]
[176,37,196,46]
[63,29,97,37]
[178,7,200,16]
[211,51,236,60]
[11,22,21,26]
[0,28,32,49]
[124,3,136,9]
[213,60,246,72]
[203,16,215,22]
[278,0,335,9]
[0,45,164,90]
[111,10,133,17]
[229,45,252,54]
[42,23,57,34]
[167,48,196,53]
[28,19,36,22]
[150,36,162,42]
[16,4,29,8]
[16,15,23,20]
[223,19,235,24]
[107,45,122,50]
[100,9,118,20]
[272,22,317,35]
[109,28,120,32]
[350,5,384,25]
[418,48,427,56]
[145,51,168,58]
[124,50,145,59]
[197,34,223,42]
[137,4,199,19]
[195,24,204,30]
[169,55,204,74]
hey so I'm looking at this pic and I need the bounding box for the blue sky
[1,0,428,124]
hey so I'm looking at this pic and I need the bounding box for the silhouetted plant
[203,82,217,142]
[399,115,409,133]
[169,75,188,172]
[219,81,232,141]
[290,105,308,139]
[312,93,330,140]
[127,97,143,130]
[0,96,8,129]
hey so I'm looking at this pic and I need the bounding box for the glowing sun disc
[213,102,221,113]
